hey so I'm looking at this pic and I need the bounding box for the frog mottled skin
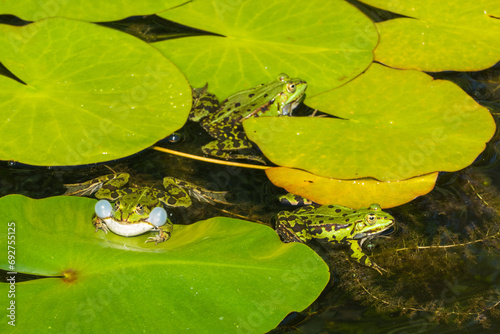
[276,203,395,274]
[64,173,228,244]
[190,74,307,163]
[278,192,314,206]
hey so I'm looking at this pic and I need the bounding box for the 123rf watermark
[6,221,16,327]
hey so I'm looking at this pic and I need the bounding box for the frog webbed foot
[279,193,314,206]
[145,225,173,245]
[202,139,266,163]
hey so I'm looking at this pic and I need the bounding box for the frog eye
[286,83,296,93]
[135,204,144,215]
[95,200,113,218]
[147,207,167,227]
[278,73,289,82]
[366,214,377,224]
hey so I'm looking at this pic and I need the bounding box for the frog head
[352,204,395,244]
[275,73,307,116]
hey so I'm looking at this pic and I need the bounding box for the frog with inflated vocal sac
[64,173,228,244]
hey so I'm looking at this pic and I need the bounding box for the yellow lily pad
[360,0,500,71]
[245,64,495,181]
[267,167,438,208]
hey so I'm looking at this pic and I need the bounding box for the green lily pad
[155,0,377,98]
[0,195,329,333]
[361,0,500,71]
[267,167,438,208]
[0,0,185,21]
[0,18,191,166]
[245,64,495,181]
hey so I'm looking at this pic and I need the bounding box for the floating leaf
[267,167,438,208]
[360,0,500,71]
[0,195,329,333]
[0,0,185,21]
[0,18,191,166]
[245,64,495,181]
[155,0,377,97]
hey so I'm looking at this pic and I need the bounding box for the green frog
[190,73,307,163]
[276,203,395,274]
[64,173,228,244]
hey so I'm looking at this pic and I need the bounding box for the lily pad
[245,64,495,181]
[0,195,328,333]
[0,0,185,21]
[155,0,377,97]
[0,18,191,166]
[360,0,500,71]
[268,167,438,208]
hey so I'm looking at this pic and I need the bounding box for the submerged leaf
[0,195,329,333]
[245,64,495,181]
[0,18,191,165]
[267,167,438,208]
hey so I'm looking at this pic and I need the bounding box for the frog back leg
[201,135,266,163]
[276,211,314,243]
[94,173,131,200]
[161,178,193,208]
[163,177,229,205]
[64,172,130,198]
[189,85,220,122]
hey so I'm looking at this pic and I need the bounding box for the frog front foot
[202,139,266,163]
[92,216,109,234]
[347,240,388,275]
[145,225,173,245]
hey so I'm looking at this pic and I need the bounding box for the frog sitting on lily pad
[64,173,228,244]
[189,73,307,163]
